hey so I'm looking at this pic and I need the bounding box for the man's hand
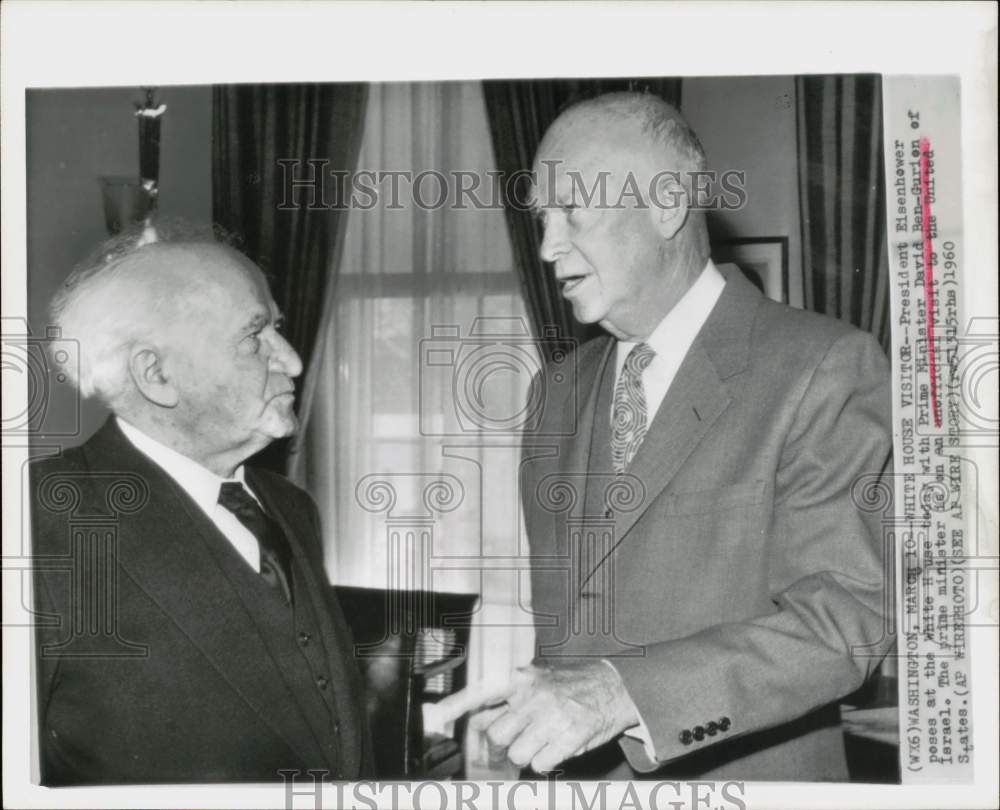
[436,660,640,774]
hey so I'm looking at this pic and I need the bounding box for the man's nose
[538,215,568,264]
[269,332,303,378]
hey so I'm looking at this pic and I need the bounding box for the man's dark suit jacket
[30,419,371,784]
[522,268,894,781]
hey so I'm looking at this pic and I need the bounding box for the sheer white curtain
[291,82,536,775]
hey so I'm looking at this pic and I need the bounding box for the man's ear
[649,172,690,240]
[128,347,179,408]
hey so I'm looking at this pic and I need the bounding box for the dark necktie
[611,342,656,474]
[218,482,294,606]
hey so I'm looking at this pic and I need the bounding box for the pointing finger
[430,677,515,725]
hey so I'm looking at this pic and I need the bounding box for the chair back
[334,586,479,778]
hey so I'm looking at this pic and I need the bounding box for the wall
[682,75,804,308]
[25,85,213,448]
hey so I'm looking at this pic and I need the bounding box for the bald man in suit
[455,93,892,781]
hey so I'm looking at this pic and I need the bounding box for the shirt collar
[617,258,726,367]
[116,416,250,516]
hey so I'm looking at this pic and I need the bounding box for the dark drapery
[213,82,368,468]
[796,75,890,351]
[213,82,368,378]
[483,78,682,360]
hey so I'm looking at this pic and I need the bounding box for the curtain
[796,75,890,351]
[796,75,894,693]
[482,77,682,360]
[288,82,537,777]
[212,83,368,467]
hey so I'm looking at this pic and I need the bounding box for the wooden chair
[333,586,479,779]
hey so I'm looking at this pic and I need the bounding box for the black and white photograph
[2,3,996,809]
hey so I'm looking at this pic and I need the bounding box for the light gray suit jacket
[521,268,893,780]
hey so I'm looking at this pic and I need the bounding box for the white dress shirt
[116,417,262,572]
[611,259,727,422]
[606,259,726,757]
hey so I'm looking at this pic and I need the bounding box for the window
[296,82,537,777]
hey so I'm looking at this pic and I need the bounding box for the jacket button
[298,631,311,646]
[706,721,719,736]
[693,725,706,741]
[316,675,328,690]
[719,716,731,731]
[679,729,693,745]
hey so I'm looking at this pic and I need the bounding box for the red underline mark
[919,137,942,429]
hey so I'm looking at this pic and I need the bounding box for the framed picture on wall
[715,236,789,304]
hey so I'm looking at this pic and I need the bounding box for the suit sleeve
[612,330,894,769]
[29,461,77,783]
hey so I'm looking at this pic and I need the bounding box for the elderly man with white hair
[442,92,893,782]
[30,226,370,784]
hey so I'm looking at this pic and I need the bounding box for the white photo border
[2,3,996,809]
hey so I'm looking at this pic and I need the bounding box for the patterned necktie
[218,482,294,605]
[611,342,656,474]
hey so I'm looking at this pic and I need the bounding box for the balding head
[530,92,712,340]
[537,92,707,196]
[50,225,301,475]
[51,235,253,410]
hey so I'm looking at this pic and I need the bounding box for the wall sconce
[98,87,166,235]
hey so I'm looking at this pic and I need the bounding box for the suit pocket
[662,480,767,516]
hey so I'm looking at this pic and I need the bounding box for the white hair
[48,220,240,408]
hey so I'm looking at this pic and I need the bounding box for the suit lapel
[556,340,614,553]
[612,342,732,541]
[83,420,321,766]
[579,269,762,588]
[523,339,613,564]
